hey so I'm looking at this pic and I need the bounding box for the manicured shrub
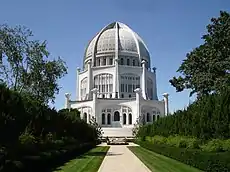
[166,135,181,147]
[160,135,200,149]
[137,89,230,140]
[0,84,100,171]
[19,131,37,146]
[152,135,167,145]
[222,139,230,151]
[201,139,224,152]
[136,140,230,172]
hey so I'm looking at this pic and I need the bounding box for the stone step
[101,127,134,137]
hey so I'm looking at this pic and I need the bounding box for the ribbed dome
[84,22,150,67]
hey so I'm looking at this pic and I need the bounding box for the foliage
[132,117,141,137]
[89,116,103,143]
[146,135,201,149]
[222,139,230,152]
[150,135,167,145]
[0,24,67,104]
[169,11,230,97]
[0,84,99,170]
[19,143,94,172]
[200,139,230,152]
[201,139,223,152]
[137,89,230,140]
[136,140,230,172]
[19,130,37,145]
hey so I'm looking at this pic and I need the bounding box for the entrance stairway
[101,127,134,138]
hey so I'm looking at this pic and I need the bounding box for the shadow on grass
[85,151,107,156]
[2,145,110,172]
[85,151,122,157]
[13,146,94,172]
[51,148,109,171]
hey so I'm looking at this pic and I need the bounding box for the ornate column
[152,67,158,100]
[87,60,92,99]
[105,114,107,125]
[114,22,119,99]
[134,88,142,123]
[114,58,119,98]
[91,88,99,122]
[163,93,169,116]
[76,67,81,101]
[65,93,71,110]
[141,60,147,99]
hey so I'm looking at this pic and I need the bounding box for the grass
[128,146,202,172]
[53,146,109,172]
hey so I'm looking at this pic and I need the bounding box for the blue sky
[0,0,229,112]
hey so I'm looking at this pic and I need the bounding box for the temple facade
[64,22,169,137]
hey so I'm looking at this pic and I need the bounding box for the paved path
[98,143,151,172]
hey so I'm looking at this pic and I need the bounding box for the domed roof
[84,22,150,65]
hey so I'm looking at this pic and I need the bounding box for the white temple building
[64,22,169,138]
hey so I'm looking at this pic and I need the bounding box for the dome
[84,22,150,68]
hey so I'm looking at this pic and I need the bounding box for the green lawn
[53,146,109,172]
[128,146,202,172]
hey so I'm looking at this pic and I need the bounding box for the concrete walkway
[98,143,151,172]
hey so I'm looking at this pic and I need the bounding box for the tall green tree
[170,11,230,97]
[0,24,67,104]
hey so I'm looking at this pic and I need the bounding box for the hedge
[137,89,230,140]
[2,143,94,172]
[0,84,100,171]
[136,140,230,172]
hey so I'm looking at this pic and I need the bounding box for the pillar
[134,88,142,123]
[105,114,107,125]
[152,67,158,100]
[87,60,92,99]
[64,93,71,110]
[114,22,119,99]
[76,67,81,100]
[141,60,147,99]
[114,58,119,98]
[91,88,99,122]
[163,93,169,116]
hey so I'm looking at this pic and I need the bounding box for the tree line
[137,89,230,140]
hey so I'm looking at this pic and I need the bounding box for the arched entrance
[129,113,132,124]
[123,113,126,125]
[102,113,105,125]
[83,112,87,122]
[107,113,111,125]
[114,111,120,121]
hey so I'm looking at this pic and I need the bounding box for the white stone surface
[102,127,133,137]
[64,22,169,137]
[98,145,151,172]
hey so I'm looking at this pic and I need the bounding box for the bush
[19,131,37,145]
[166,135,201,149]
[222,139,230,151]
[136,140,230,172]
[137,89,230,140]
[185,137,200,149]
[20,142,94,172]
[201,139,224,152]
[150,135,200,149]
[0,84,100,170]
[152,135,167,145]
